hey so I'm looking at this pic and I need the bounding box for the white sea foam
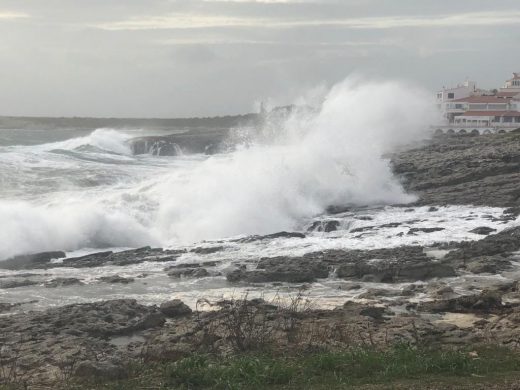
[154,77,436,243]
[0,77,440,259]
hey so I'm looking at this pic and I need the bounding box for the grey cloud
[0,0,519,117]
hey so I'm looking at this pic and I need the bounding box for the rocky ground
[393,131,520,211]
[1,131,520,387]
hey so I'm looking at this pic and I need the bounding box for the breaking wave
[0,77,436,259]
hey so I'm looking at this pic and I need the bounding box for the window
[447,92,455,99]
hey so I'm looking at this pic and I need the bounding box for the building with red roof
[435,73,520,133]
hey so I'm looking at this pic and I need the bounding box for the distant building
[435,73,520,134]
[500,73,520,93]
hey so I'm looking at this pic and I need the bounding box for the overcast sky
[0,0,519,118]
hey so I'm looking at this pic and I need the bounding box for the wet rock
[464,256,512,274]
[160,300,192,318]
[326,205,351,214]
[417,291,508,314]
[350,226,375,233]
[357,288,402,299]
[469,226,497,235]
[0,251,66,270]
[428,207,439,212]
[226,256,329,283]
[45,278,84,288]
[407,227,445,235]
[168,268,209,278]
[400,284,424,296]
[237,231,306,243]
[227,268,325,284]
[359,307,389,321]
[308,220,341,233]
[136,313,166,330]
[129,128,230,156]
[0,302,20,313]
[445,226,520,261]
[338,283,362,291]
[190,246,225,255]
[392,132,520,208]
[380,222,402,228]
[336,257,455,283]
[49,247,185,269]
[432,286,456,299]
[0,279,39,289]
[98,275,135,284]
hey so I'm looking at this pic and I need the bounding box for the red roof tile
[452,95,512,103]
[496,91,520,98]
[461,111,520,117]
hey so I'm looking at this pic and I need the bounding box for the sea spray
[0,77,436,259]
[154,77,436,244]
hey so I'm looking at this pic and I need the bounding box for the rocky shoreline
[1,131,520,386]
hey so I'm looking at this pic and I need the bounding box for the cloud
[95,10,520,31]
[0,11,29,20]
[156,37,386,46]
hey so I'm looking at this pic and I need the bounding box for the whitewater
[0,78,513,260]
[0,78,438,259]
[1,77,518,309]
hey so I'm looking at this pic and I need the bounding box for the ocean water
[0,78,517,309]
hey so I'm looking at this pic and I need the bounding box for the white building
[436,80,477,107]
[435,73,520,134]
[501,73,520,92]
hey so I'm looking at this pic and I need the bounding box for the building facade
[435,73,520,134]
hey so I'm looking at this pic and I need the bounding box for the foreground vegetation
[42,344,519,389]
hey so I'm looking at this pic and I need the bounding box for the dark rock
[136,313,166,329]
[160,300,192,318]
[401,284,424,296]
[45,278,84,288]
[357,289,402,299]
[0,279,38,289]
[338,284,362,291]
[445,226,520,261]
[408,227,445,235]
[428,207,439,212]
[350,226,375,233]
[168,268,209,278]
[190,246,225,255]
[469,227,497,235]
[308,220,341,233]
[129,128,230,156]
[237,231,306,243]
[464,256,512,274]
[326,205,351,214]
[417,291,507,314]
[336,251,455,283]
[355,216,373,221]
[29,247,185,269]
[226,256,329,283]
[0,302,19,313]
[0,251,66,270]
[392,132,520,208]
[98,275,135,284]
[380,222,402,228]
[359,307,388,321]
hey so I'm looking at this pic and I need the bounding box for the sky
[0,0,519,118]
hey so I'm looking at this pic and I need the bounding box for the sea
[1,79,517,311]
